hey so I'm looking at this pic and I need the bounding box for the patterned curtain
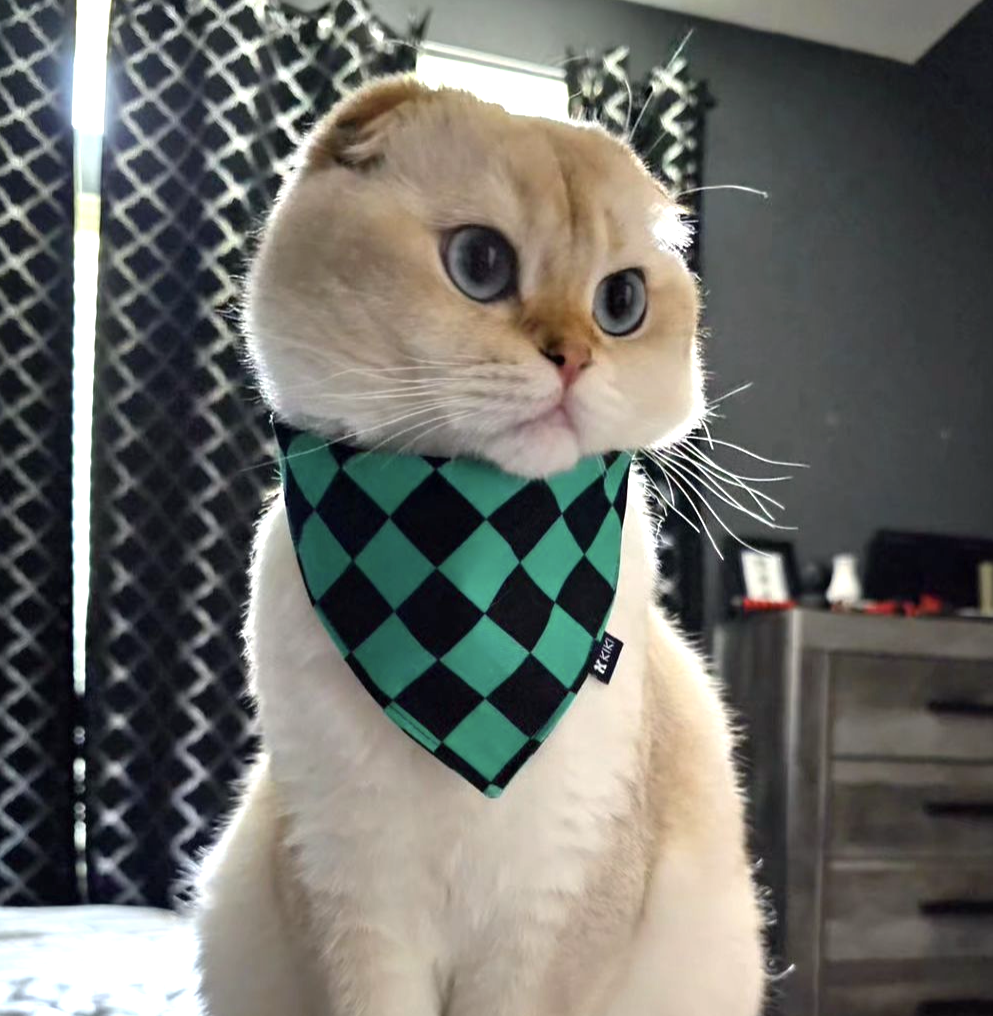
[566,45,708,632]
[85,0,424,907]
[0,0,78,906]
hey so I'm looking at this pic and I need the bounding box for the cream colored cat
[195,77,765,1016]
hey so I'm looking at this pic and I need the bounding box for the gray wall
[378,0,993,606]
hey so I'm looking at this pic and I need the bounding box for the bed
[0,906,198,1015]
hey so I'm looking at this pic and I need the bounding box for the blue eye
[593,269,647,337]
[442,226,517,303]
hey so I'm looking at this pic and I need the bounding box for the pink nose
[542,340,592,388]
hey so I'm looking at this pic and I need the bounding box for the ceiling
[616,0,983,62]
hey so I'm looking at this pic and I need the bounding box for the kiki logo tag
[590,633,623,684]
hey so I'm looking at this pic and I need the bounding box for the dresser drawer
[830,760,993,858]
[831,655,993,762]
[822,967,993,1016]
[824,860,993,961]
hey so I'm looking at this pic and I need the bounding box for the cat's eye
[593,269,647,337]
[442,226,517,303]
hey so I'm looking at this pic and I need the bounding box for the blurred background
[1,1,991,1012]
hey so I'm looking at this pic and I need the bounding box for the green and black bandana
[274,420,632,797]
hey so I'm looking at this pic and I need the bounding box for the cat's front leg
[196,761,324,1016]
[602,844,765,1016]
[321,922,440,1016]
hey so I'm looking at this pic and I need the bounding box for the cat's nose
[541,339,592,388]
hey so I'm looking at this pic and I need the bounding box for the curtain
[0,0,78,906]
[84,0,424,907]
[566,46,709,633]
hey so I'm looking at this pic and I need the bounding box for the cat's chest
[250,495,649,916]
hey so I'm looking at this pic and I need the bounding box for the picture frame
[721,537,800,617]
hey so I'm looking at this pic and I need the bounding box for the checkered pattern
[84,0,423,906]
[276,423,632,796]
[0,0,78,905]
[566,45,707,630]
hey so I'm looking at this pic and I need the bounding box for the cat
[195,76,766,1016]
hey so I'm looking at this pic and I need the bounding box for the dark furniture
[716,610,993,1016]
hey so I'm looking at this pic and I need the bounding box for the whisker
[678,442,793,484]
[271,378,457,399]
[657,453,795,532]
[338,397,474,447]
[664,449,776,520]
[669,445,788,511]
[675,184,769,200]
[658,464,723,558]
[621,71,634,137]
[349,404,473,457]
[636,462,702,535]
[685,436,807,468]
[627,79,657,141]
[394,410,478,456]
[665,27,695,77]
[656,456,795,556]
[707,381,753,407]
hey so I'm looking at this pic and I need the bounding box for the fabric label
[589,633,623,684]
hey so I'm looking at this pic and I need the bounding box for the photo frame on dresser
[722,537,800,616]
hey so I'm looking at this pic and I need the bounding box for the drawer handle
[927,698,993,717]
[919,899,993,917]
[917,1003,993,1015]
[924,801,993,820]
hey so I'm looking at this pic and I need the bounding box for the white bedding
[0,906,198,1015]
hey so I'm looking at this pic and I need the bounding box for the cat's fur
[196,77,766,1016]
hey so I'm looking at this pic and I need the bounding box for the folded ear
[302,75,436,172]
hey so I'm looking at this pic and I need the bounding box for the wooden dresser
[716,610,993,1016]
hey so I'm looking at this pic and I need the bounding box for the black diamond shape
[315,472,388,557]
[318,564,392,649]
[615,479,629,520]
[491,738,542,791]
[557,558,615,635]
[345,653,390,708]
[396,572,482,657]
[488,483,561,558]
[563,481,610,551]
[487,567,554,650]
[433,743,490,792]
[392,473,484,566]
[394,662,483,740]
[489,657,566,737]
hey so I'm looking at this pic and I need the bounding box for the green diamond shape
[355,521,433,608]
[439,522,518,611]
[604,453,632,502]
[441,617,528,695]
[521,517,583,600]
[354,615,434,699]
[285,433,338,507]
[438,458,526,517]
[586,508,623,584]
[443,701,529,782]
[297,514,349,599]
[546,456,602,510]
[531,605,593,686]
[343,452,434,514]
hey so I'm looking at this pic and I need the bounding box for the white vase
[826,554,861,607]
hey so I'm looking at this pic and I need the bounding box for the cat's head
[246,77,703,478]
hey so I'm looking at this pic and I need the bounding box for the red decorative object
[740,598,797,613]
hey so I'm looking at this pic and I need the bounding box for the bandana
[274,420,632,797]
